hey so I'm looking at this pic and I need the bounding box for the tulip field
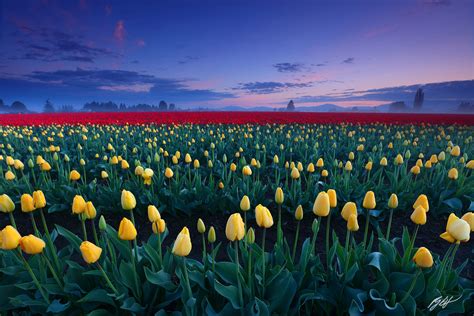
[0,112,473,315]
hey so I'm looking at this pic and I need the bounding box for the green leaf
[214,279,241,309]
[78,289,116,306]
[55,225,82,249]
[443,198,463,212]
[144,267,176,291]
[47,299,71,313]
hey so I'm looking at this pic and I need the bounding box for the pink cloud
[98,84,153,93]
[136,39,146,47]
[363,24,397,39]
[114,20,126,42]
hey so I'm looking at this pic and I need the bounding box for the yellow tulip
[438,151,445,161]
[185,153,192,164]
[410,166,420,175]
[118,217,137,241]
[275,187,284,205]
[461,212,474,231]
[307,163,315,173]
[135,166,144,176]
[255,204,274,228]
[164,167,174,178]
[101,171,109,179]
[5,170,15,181]
[450,145,460,157]
[347,214,359,232]
[327,189,337,208]
[84,201,97,219]
[148,205,161,222]
[341,202,357,221]
[388,194,398,209]
[313,192,330,217]
[193,159,200,169]
[208,226,216,243]
[121,160,130,169]
[362,191,376,209]
[21,194,36,213]
[295,205,303,221]
[321,169,328,177]
[410,206,427,225]
[121,190,136,210]
[70,170,81,181]
[413,194,429,212]
[72,195,86,214]
[242,165,252,176]
[394,154,404,165]
[152,218,166,234]
[0,194,15,213]
[344,161,352,171]
[466,160,474,169]
[19,235,45,255]
[32,190,46,209]
[316,158,324,168]
[80,241,102,264]
[240,195,251,211]
[413,247,433,268]
[380,157,388,166]
[448,168,458,180]
[440,213,470,243]
[40,162,52,171]
[13,159,24,170]
[172,227,192,257]
[365,161,373,171]
[0,225,21,250]
[225,213,245,241]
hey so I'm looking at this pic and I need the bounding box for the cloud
[273,63,305,73]
[136,39,146,47]
[178,56,200,65]
[0,68,236,105]
[422,0,451,6]
[342,57,355,64]
[235,81,313,94]
[8,28,118,63]
[114,20,125,42]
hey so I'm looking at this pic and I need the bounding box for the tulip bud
[0,194,15,213]
[148,205,161,222]
[121,190,136,210]
[172,227,192,257]
[72,195,86,214]
[313,192,330,217]
[21,194,36,213]
[230,163,237,172]
[410,206,427,225]
[362,191,376,209]
[327,189,337,208]
[101,171,109,179]
[295,205,303,221]
[85,201,97,219]
[118,217,137,241]
[27,159,34,168]
[80,241,102,264]
[246,227,255,244]
[5,170,16,181]
[255,204,274,228]
[344,161,352,171]
[321,169,328,177]
[307,163,315,173]
[347,214,359,232]
[208,226,216,243]
[312,218,319,234]
[165,167,174,178]
[316,158,324,168]
[461,212,474,231]
[0,225,21,250]
[99,215,107,230]
[448,168,458,180]
[242,165,252,176]
[413,194,429,212]
[225,213,245,241]
[275,187,284,205]
[413,247,433,268]
[19,235,45,255]
[388,194,398,209]
[70,170,81,181]
[341,202,357,221]
[152,218,166,234]
[240,195,251,211]
[197,218,206,234]
[380,157,388,166]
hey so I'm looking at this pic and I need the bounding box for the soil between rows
[3,208,472,280]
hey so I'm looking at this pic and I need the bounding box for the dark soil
[3,208,472,279]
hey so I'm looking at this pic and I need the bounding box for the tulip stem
[9,212,17,229]
[42,254,63,289]
[402,225,419,268]
[247,246,253,297]
[277,204,282,245]
[292,221,300,262]
[325,211,332,269]
[261,228,266,297]
[201,234,207,264]
[235,242,244,313]
[400,269,421,304]
[18,250,50,305]
[130,210,139,259]
[40,208,61,272]
[363,209,370,250]
[344,230,351,273]
[91,220,100,246]
[447,242,460,273]
[157,232,163,269]
[386,209,394,240]
[129,241,141,299]
[96,262,119,296]
[30,213,40,237]
[181,258,194,315]
[81,218,88,241]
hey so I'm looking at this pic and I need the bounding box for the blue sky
[0,0,473,110]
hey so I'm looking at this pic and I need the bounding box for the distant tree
[11,101,28,113]
[458,101,474,112]
[119,103,127,110]
[287,100,295,111]
[414,88,424,110]
[159,100,168,111]
[43,99,55,113]
[169,103,176,110]
[60,105,74,112]
[83,101,118,112]
[389,101,407,112]
[0,99,5,112]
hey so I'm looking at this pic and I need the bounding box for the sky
[0,0,473,110]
